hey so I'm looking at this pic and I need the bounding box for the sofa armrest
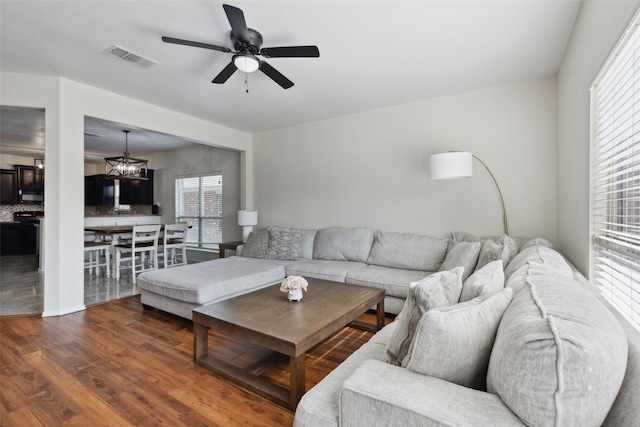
[339,359,524,427]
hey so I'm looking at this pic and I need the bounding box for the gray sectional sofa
[294,245,640,427]
[138,226,458,318]
[137,226,640,426]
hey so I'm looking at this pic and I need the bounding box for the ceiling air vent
[103,44,158,69]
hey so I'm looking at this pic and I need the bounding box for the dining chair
[158,223,189,268]
[114,224,161,284]
[84,232,111,278]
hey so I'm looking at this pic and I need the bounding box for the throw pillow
[497,235,518,266]
[241,230,269,258]
[460,259,504,302]
[386,267,463,366]
[476,240,510,270]
[265,228,304,260]
[403,287,513,390]
[438,241,482,281]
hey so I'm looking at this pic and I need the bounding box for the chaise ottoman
[137,256,289,319]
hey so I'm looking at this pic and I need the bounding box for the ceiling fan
[162,3,320,89]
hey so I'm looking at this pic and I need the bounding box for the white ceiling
[0,0,582,156]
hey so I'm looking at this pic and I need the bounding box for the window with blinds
[591,14,640,332]
[175,174,222,250]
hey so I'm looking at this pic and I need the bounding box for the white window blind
[591,16,640,332]
[175,174,222,250]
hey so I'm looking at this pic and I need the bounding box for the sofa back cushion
[313,227,374,262]
[367,231,449,271]
[487,255,628,426]
[438,241,481,281]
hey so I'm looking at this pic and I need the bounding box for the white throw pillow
[460,260,504,302]
[476,240,510,271]
[403,288,513,389]
[386,268,463,366]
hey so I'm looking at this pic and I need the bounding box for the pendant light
[105,130,149,179]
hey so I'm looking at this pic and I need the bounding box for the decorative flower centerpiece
[280,276,308,301]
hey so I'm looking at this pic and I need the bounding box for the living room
[1,0,639,425]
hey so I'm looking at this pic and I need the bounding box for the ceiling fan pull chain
[245,72,249,93]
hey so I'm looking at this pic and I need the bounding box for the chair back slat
[133,225,161,247]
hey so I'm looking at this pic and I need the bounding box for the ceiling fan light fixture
[233,54,259,73]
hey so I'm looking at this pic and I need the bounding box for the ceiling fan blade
[161,36,231,53]
[259,61,294,89]
[261,46,320,58]
[223,4,250,45]
[212,61,237,84]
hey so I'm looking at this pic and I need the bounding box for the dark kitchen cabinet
[0,223,20,255]
[119,169,154,205]
[19,223,37,255]
[16,166,44,192]
[0,222,38,256]
[85,175,115,206]
[0,169,18,204]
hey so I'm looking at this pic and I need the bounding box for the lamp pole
[472,154,509,235]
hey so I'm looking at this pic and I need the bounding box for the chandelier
[105,130,148,179]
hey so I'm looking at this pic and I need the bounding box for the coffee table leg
[290,353,306,410]
[376,299,385,331]
[194,322,209,362]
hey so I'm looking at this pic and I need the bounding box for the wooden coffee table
[192,277,385,410]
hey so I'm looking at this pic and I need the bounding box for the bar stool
[158,223,189,268]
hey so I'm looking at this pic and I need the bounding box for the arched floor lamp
[429,151,509,235]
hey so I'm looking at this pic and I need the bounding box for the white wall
[254,77,557,240]
[0,154,38,169]
[557,0,638,274]
[0,72,252,316]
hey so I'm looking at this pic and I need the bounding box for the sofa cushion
[242,230,269,259]
[367,231,449,271]
[345,265,433,299]
[404,288,513,389]
[136,257,287,304]
[313,227,374,262]
[294,322,397,427]
[460,259,504,302]
[386,268,463,366]
[265,228,304,260]
[504,246,573,287]
[520,236,554,251]
[285,260,367,283]
[487,273,628,426]
[438,241,481,281]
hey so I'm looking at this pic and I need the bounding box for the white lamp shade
[234,55,260,73]
[238,210,258,226]
[430,152,473,180]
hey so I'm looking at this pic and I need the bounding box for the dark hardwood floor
[1,295,385,426]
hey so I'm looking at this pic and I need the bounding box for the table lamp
[238,210,258,242]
